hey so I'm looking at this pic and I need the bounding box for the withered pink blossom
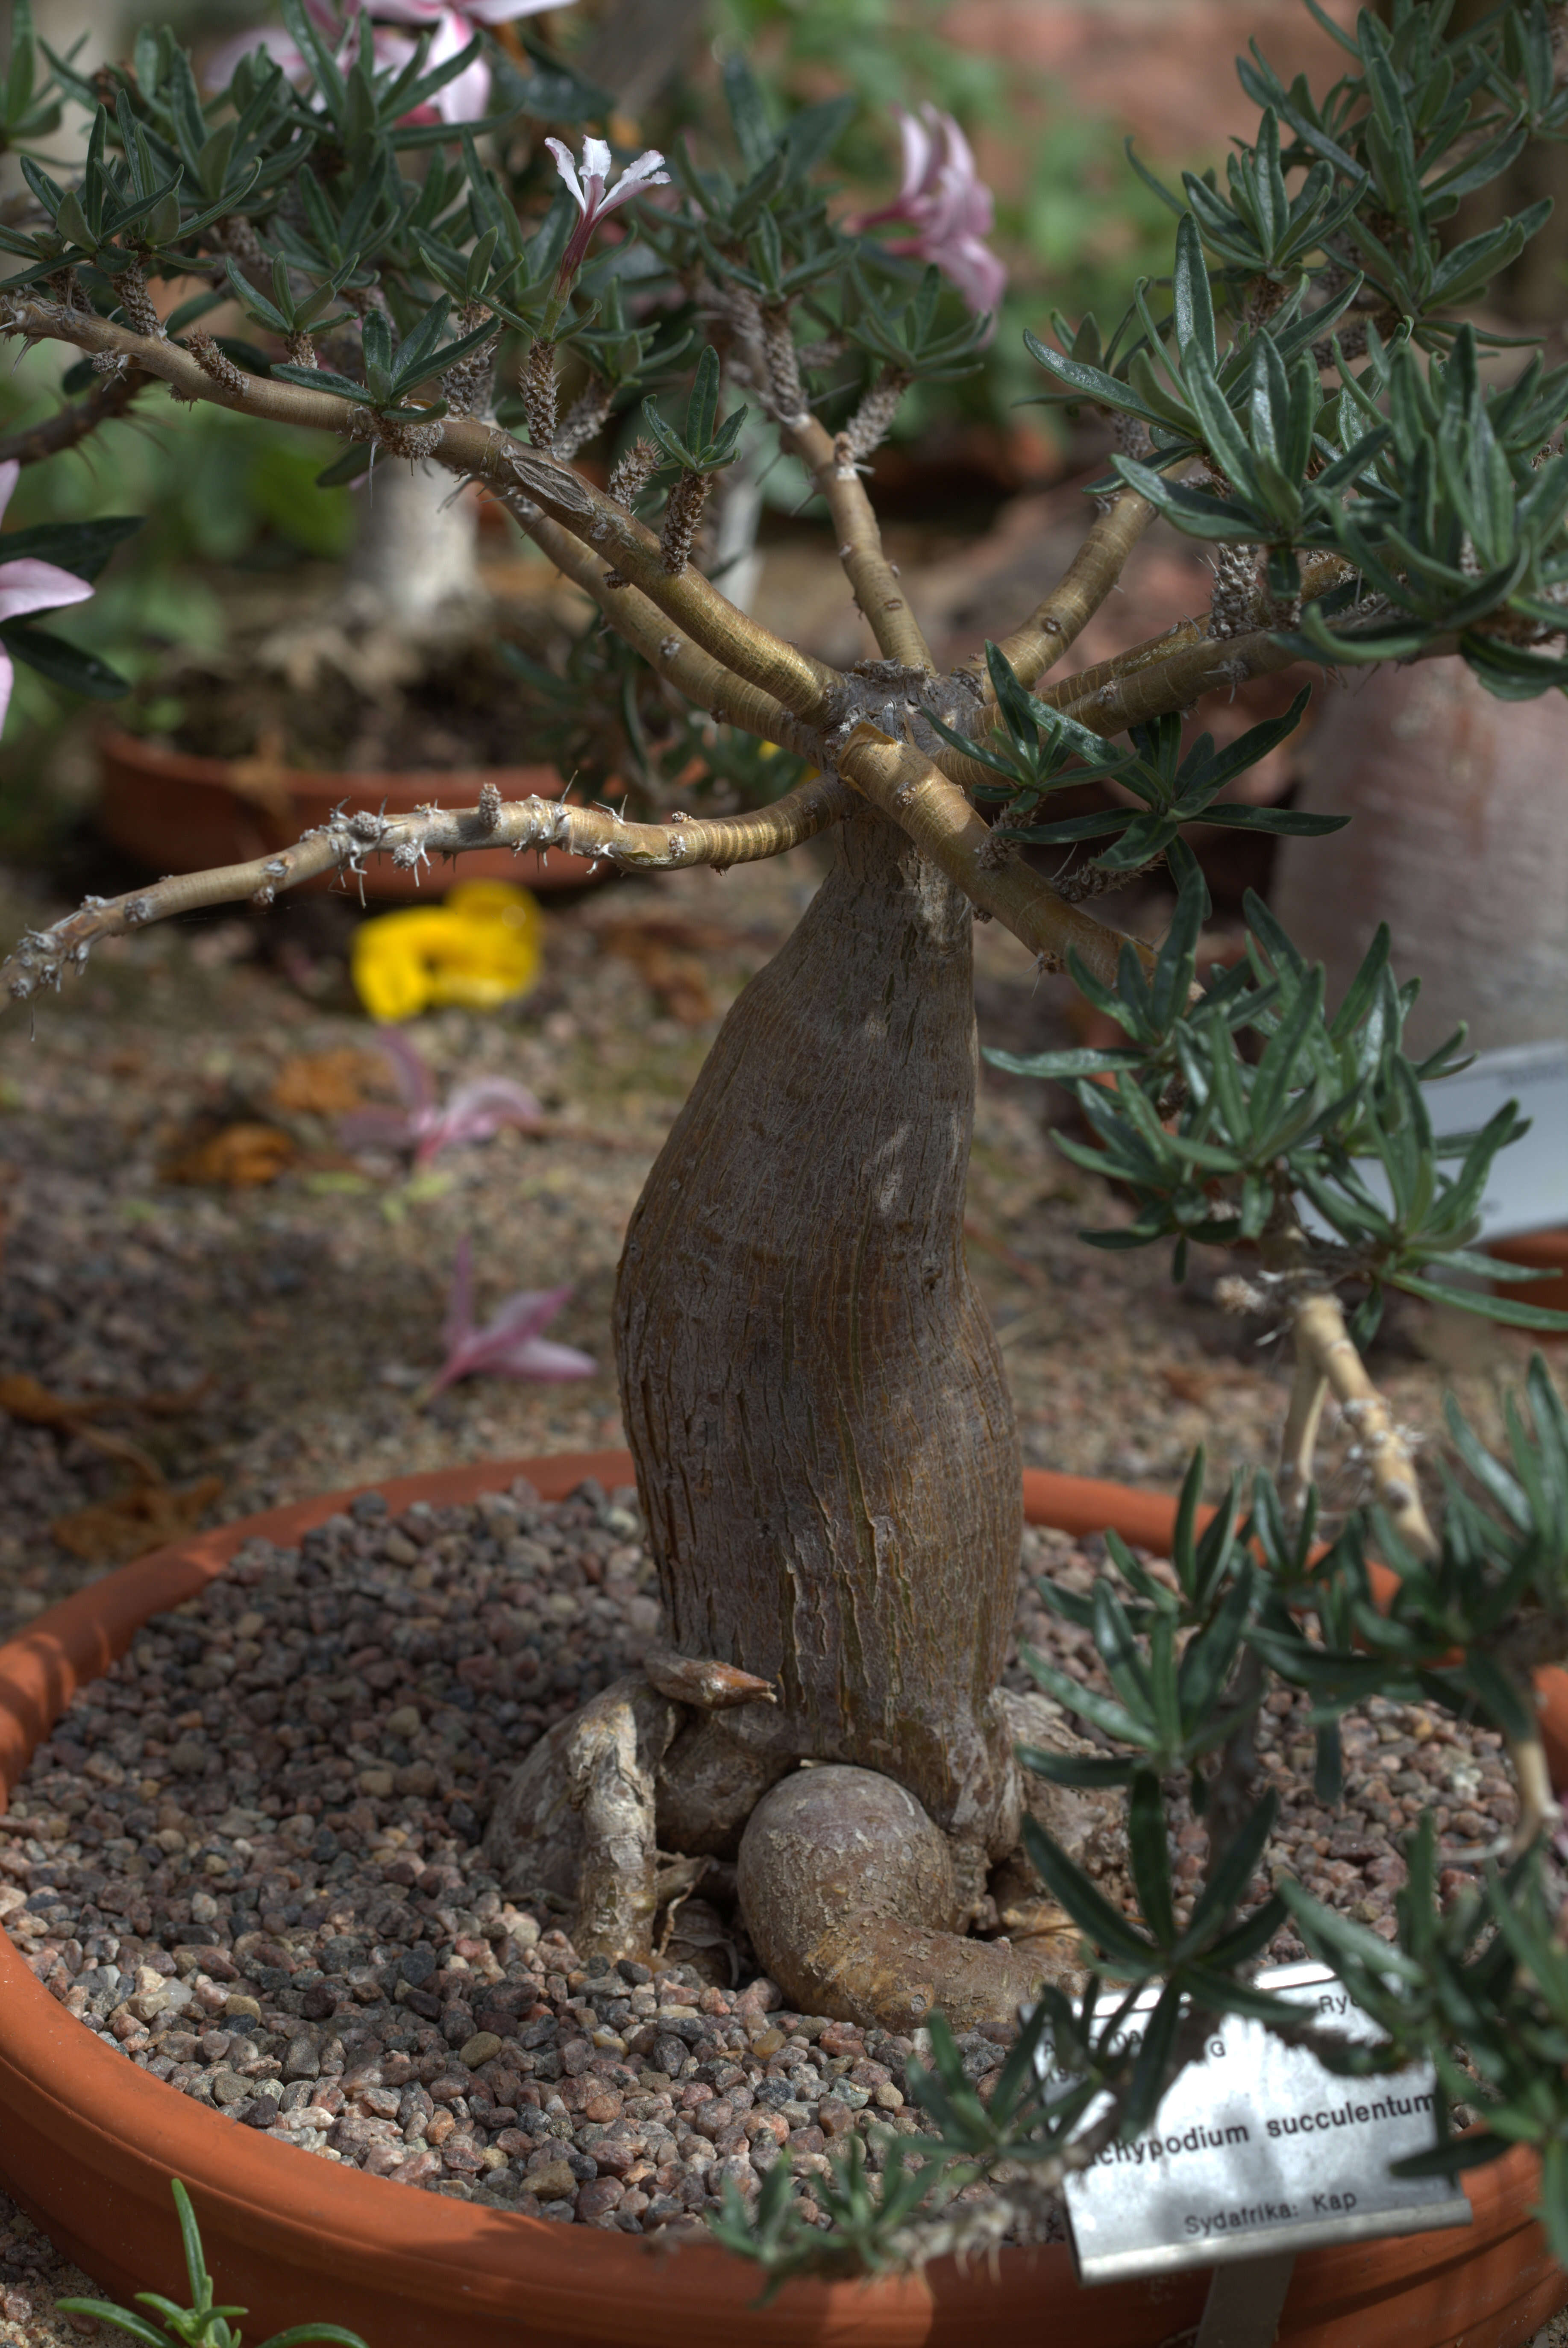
[338,1026,543,1168]
[850,104,1006,318]
[545,135,670,281]
[425,1236,597,1397]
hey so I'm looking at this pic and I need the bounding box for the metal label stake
[1195,2251,1298,2348]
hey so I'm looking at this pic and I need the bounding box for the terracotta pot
[96,728,603,901]
[1489,1228,1568,1335]
[1,1454,1564,2348]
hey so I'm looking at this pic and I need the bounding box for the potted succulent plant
[6,0,1568,2340]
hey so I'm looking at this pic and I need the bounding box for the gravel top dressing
[2,1480,1516,2239]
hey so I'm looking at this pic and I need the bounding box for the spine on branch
[521,340,559,446]
[661,469,712,574]
[609,436,660,508]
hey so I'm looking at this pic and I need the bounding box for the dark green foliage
[720,1368,1568,2278]
[943,643,1333,879]
[1026,6,1568,693]
[641,345,748,475]
[987,869,1568,1335]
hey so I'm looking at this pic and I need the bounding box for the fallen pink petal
[424,1237,596,1398]
[338,1030,543,1165]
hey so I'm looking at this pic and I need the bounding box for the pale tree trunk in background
[1273,665,1568,1056]
[614,807,1024,1907]
[344,459,482,628]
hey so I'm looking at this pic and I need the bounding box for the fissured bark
[614,807,1022,1888]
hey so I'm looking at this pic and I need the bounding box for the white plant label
[1043,1963,1472,2284]
[1298,1039,1568,1244]
[1421,1040,1568,1240]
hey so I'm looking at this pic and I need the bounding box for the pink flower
[851,105,1006,318]
[372,0,559,123]
[203,4,338,91]
[0,461,96,736]
[338,1026,543,1168]
[545,135,670,282]
[424,1236,597,1398]
[205,0,567,120]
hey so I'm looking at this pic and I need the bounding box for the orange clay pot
[96,728,604,901]
[1488,1230,1568,1337]
[1,1453,1565,2348]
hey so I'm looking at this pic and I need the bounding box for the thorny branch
[0,296,846,730]
[1,777,852,1002]
[0,366,148,467]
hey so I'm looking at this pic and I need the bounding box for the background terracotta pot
[1272,662,1568,1062]
[96,728,604,900]
[1489,1229,1568,1331]
[1,1453,1564,2348]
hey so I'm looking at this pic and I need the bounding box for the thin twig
[0,368,147,467]
[1278,1344,1330,1526]
[0,295,845,731]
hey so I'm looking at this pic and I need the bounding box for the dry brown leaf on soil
[596,916,746,1027]
[161,1121,297,1187]
[0,1374,206,1426]
[51,1474,224,1565]
[0,1375,163,1482]
[268,1047,396,1117]
[1160,1361,1254,1408]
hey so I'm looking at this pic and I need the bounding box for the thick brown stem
[614,807,1023,1890]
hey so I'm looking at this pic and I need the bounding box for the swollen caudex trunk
[613,808,1025,1908]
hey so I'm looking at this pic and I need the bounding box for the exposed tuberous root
[1506,1729,1561,1858]
[482,1675,678,1964]
[642,1644,778,1710]
[570,1688,676,1964]
[737,1765,1082,2033]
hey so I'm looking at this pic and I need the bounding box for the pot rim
[0,1453,1560,2347]
[96,722,575,801]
